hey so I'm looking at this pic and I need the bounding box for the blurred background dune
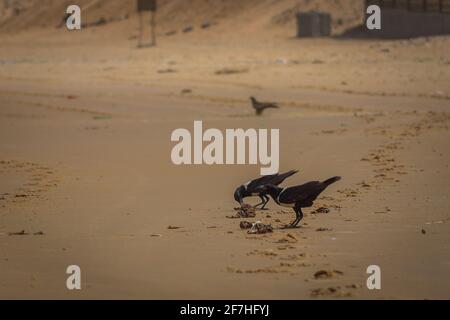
[0,0,363,35]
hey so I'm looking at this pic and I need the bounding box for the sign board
[137,0,157,12]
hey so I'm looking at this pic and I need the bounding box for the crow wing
[246,174,279,192]
[269,170,298,186]
[278,182,326,204]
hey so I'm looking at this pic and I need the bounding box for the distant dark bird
[250,97,280,116]
[257,176,341,228]
[234,170,299,209]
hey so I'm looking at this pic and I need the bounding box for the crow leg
[260,195,270,210]
[254,195,266,209]
[288,207,304,228]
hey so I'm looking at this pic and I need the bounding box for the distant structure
[296,12,331,38]
[365,0,450,13]
[364,0,450,38]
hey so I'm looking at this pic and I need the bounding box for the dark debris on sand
[239,220,273,234]
[314,269,344,279]
[8,230,45,236]
[311,207,330,214]
[228,204,256,218]
[240,221,253,229]
[8,230,28,236]
[247,222,273,235]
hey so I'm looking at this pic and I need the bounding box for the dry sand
[1,0,450,299]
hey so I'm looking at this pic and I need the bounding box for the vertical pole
[439,0,443,12]
[151,10,156,46]
[407,0,411,11]
[138,11,143,47]
[423,0,427,11]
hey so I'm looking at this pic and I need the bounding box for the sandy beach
[1,0,450,299]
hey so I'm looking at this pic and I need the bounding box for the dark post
[138,9,144,47]
[423,0,427,11]
[137,0,157,47]
[439,0,443,12]
[151,9,156,46]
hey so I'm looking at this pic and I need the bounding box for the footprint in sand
[310,284,360,298]
[0,159,59,207]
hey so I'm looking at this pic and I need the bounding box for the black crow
[250,97,280,116]
[258,176,341,228]
[234,170,299,210]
